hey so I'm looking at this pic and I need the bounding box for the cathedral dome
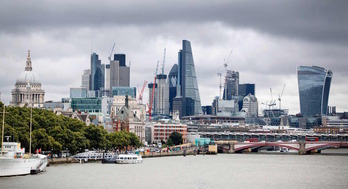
[15,50,41,86]
[15,70,41,85]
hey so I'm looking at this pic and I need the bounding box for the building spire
[25,50,32,71]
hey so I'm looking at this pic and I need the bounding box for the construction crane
[269,88,276,108]
[161,48,166,74]
[278,83,286,110]
[148,61,159,121]
[217,73,222,99]
[138,80,148,104]
[108,43,115,61]
[223,50,233,72]
[223,50,233,100]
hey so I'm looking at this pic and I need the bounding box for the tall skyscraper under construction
[223,70,239,100]
[297,66,332,117]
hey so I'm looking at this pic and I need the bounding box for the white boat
[0,104,47,177]
[0,142,44,176]
[115,154,143,164]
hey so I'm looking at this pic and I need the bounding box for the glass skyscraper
[297,66,333,117]
[177,40,202,115]
[90,53,104,91]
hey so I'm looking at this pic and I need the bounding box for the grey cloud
[1,1,348,44]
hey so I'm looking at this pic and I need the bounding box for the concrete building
[81,69,91,89]
[105,64,110,89]
[156,74,170,115]
[148,83,157,115]
[297,66,332,117]
[151,123,187,143]
[110,95,146,143]
[109,54,130,92]
[216,99,237,117]
[241,94,258,117]
[177,40,202,116]
[11,51,45,108]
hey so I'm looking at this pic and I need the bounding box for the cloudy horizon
[1,0,347,114]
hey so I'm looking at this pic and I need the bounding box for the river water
[1,152,348,189]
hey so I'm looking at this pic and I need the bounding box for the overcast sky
[1,0,347,114]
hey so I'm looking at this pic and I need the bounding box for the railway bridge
[215,141,348,155]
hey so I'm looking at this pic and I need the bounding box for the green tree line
[0,103,141,154]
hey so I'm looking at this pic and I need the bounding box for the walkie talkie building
[297,66,332,117]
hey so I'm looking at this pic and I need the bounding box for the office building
[90,53,104,91]
[168,64,178,114]
[148,83,157,115]
[151,123,188,144]
[71,97,102,113]
[70,88,87,98]
[223,70,239,100]
[177,40,202,116]
[105,64,110,89]
[81,69,91,89]
[241,94,258,117]
[173,97,194,119]
[110,54,130,92]
[111,87,136,98]
[238,83,255,97]
[156,74,170,115]
[11,50,45,108]
[297,66,333,117]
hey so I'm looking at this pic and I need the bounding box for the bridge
[197,132,348,142]
[215,141,348,155]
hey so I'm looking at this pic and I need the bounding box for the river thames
[1,152,348,189]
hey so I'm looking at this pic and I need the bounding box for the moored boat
[0,142,43,176]
[115,154,143,164]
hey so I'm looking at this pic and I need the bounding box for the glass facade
[297,66,332,117]
[90,53,104,91]
[71,97,102,113]
[223,70,239,100]
[238,83,255,97]
[70,88,87,98]
[168,64,178,114]
[178,40,202,115]
[111,87,136,98]
[114,54,126,67]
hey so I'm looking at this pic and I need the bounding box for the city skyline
[0,1,348,114]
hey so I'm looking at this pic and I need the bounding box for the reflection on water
[1,149,348,189]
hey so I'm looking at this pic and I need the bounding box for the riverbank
[48,148,348,165]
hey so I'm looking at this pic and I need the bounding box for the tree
[168,132,183,145]
[166,138,174,146]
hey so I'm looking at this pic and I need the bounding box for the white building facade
[11,51,45,108]
[241,94,258,117]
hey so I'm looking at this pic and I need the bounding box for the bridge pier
[298,142,306,155]
[228,142,235,153]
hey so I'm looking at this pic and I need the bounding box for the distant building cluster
[8,43,348,146]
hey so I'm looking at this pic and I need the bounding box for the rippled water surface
[1,152,348,189]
